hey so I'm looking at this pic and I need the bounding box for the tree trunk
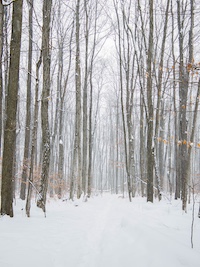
[87,67,93,198]
[146,0,154,203]
[1,0,23,217]
[82,0,89,195]
[26,51,42,217]
[0,1,3,157]
[70,0,82,200]
[87,0,98,198]
[37,0,52,213]
[20,0,33,200]
[177,0,191,211]
[154,0,170,200]
[140,93,146,197]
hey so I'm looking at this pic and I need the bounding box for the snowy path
[0,195,200,267]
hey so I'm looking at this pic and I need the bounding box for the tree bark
[82,0,89,195]
[70,0,82,200]
[1,0,23,217]
[26,51,42,217]
[177,0,191,211]
[0,1,3,157]
[154,0,170,200]
[146,0,154,203]
[37,0,52,213]
[20,0,33,200]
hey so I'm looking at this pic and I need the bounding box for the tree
[37,0,52,213]
[26,51,42,217]
[1,0,23,217]
[154,0,170,200]
[82,0,89,196]
[70,0,82,200]
[113,0,133,202]
[176,0,194,211]
[146,0,154,202]
[20,0,33,200]
[0,1,3,157]
[182,0,195,211]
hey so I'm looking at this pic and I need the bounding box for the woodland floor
[0,194,200,267]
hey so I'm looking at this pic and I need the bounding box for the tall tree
[26,51,42,217]
[82,0,89,195]
[20,0,33,200]
[154,0,170,200]
[113,0,132,202]
[87,0,99,198]
[176,0,193,211]
[70,0,82,200]
[146,0,154,202]
[180,0,195,211]
[1,0,23,217]
[37,0,52,213]
[0,1,3,157]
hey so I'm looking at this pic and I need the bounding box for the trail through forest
[0,195,200,267]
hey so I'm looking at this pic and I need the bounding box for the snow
[0,195,200,267]
[59,139,63,145]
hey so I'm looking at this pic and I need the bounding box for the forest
[0,0,200,218]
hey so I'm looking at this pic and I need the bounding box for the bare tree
[82,0,89,196]
[0,1,3,157]
[176,0,194,211]
[37,0,52,213]
[146,0,154,202]
[113,0,132,202]
[26,51,42,217]
[154,0,170,200]
[1,0,23,217]
[70,0,82,200]
[20,0,33,200]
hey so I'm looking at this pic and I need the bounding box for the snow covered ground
[0,194,200,267]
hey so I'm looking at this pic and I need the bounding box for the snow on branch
[2,0,15,6]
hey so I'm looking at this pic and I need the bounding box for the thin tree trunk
[87,0,98,198]
[140,93,145,197]
[20,0,33,200]
[70,0,82,200]
[170,1,180,199]
[116,96,119,194]
[87,66,93,198]
[26,51,42,217]
[82,0,89,195]
[146,0,154,203]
